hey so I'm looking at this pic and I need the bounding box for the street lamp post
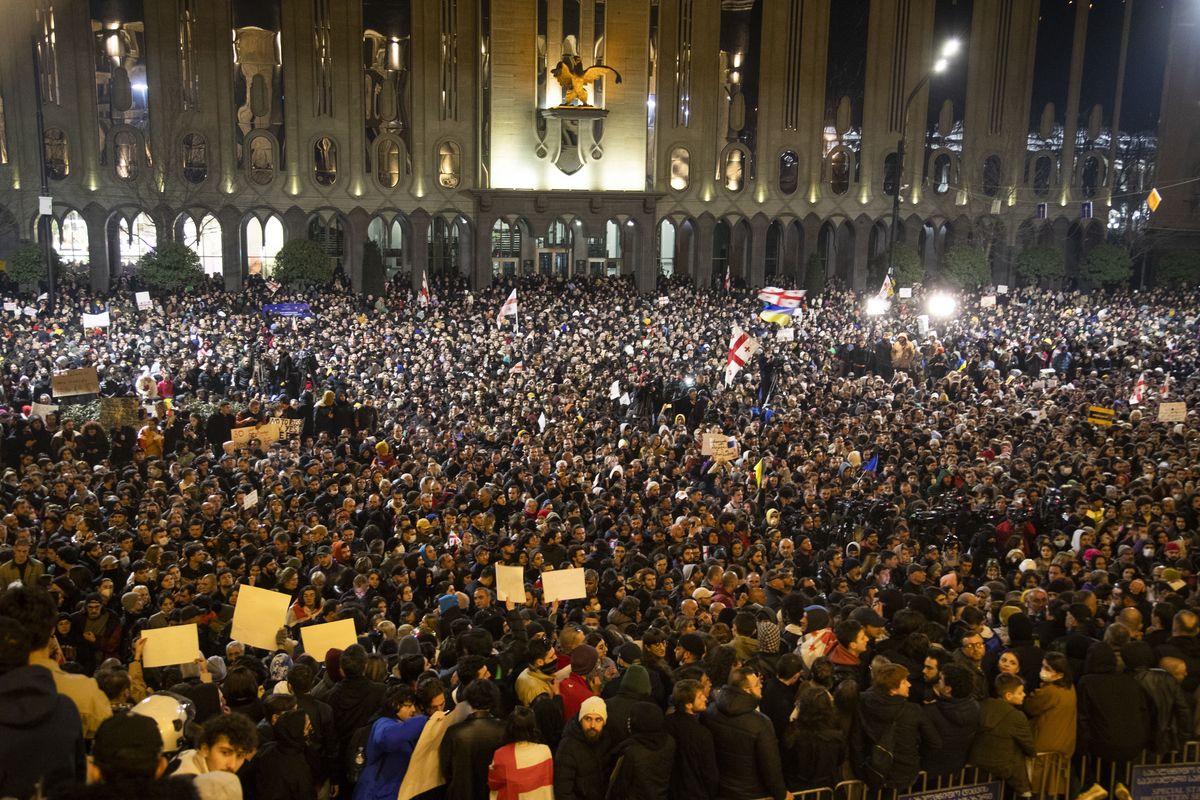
[885,39,961,286]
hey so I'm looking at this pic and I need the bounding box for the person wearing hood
[1075,642,1150,764]
[0,614,85,799]
[850,663,940,791]
[554,696,612,800]
[920,664,980,782]
[254,709,317,800]
[603,664,652,745]
[702,666,790,800]
[797,606,836,669]
[607,702,674,800]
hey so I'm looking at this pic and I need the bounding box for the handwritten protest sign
[1158,402,1186,423]
[269,417,304,440]
[51,367,100,398]
[243,490,259,509]
[981,296,996,308]
[541,567,587,602]
[30,403,58,421]
[142,624,201,668]
[231,422,281,447]
[230,584,291,651]
[301,619,358,660]
[135,291,152,311]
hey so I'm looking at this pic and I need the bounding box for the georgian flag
[757,287,806,308]
[418,271,430,306]
[496,289,518,327]
[726,325,759,386]
[1130,371,1147,405]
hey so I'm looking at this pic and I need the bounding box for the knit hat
[756,620,781,654]
[206,656,228,683]
[579,695,607,721]
[628,701,665,735]
[620,665,652,697]
[570,644,599,675]
[804,605,830,631]
[677,632,706,659]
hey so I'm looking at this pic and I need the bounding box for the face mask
[1144,548,1155,557]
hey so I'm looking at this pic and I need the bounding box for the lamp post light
[885,39,961,287]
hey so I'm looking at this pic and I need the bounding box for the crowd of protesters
[0,269,1199,800]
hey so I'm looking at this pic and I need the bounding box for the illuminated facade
[0,0,1187,294]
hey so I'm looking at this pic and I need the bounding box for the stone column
[84,206,110,292]
[693,214,715,287]
[217,206,243,291]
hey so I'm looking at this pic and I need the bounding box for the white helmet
[130,693,195,753]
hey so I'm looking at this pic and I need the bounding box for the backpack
[345,721,375,785]
[857,710,900,789]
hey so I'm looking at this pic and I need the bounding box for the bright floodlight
[926,292,957,318]
[941,38,962,58]
[866,296,890,316]
[933,58,949,74]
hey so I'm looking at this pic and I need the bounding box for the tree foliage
[940,245,991,289]
[273,239,334,288]
[803,252,826,296]
[1155,250,1200,288]
[869,246,923,290]
[1081,244,1133,288]
[6,241,58,292]
[137,242,205,292]
[1015,244,1065,287]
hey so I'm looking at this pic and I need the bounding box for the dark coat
[608,705,675,800]
[967,699,1035,792]
[1131,667,1192,755]
[921,696,980,780]
[1076,644,1151,761]
[663,711,718,800]
[554,717,613,800]
[760,677,799,741]
[851,689,941,790]
[0,664,85,800]
[254,711,317,800]
[780,721,846,792]
[702,686,788,800]
[438,712,506,800]
[326,677,387,781]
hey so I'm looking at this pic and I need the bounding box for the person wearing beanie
[602,664,651,744]
[607,702,674,800]
[559,644,599,720]
[554,696,610,800]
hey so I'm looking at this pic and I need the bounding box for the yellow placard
[1087,405,1115,427]
[496,564,526,603]
[142,624,201,668]
[301,618,359,661]
[230,584,292,651]
[1148,188,1162,213]
[231,422,281,447]
[541,567,587,602]
[1158,402,1186,423]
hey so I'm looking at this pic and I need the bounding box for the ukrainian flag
[759,303,796,326]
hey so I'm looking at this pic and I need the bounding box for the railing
[802,742,1200,800]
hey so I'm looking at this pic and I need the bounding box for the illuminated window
[723,147,745,193]
[182,214,223,276]
[314,136,338,186]
[779,150,798,196]
[114,131,138,180]
[377,139,401,188]
[669,147,689,191]
[55,210,89,264]
[932,153,951,194]
[119,213,157,266]
[245,215,284,276]
[830,149,849,195]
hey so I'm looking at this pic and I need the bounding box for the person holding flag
[497,289,518,329]
[418,271,430,306]
[757,287,805,308]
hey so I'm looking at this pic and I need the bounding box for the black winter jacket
[851,689,941,790]
[0,664,85,800]
[921,696,980,780]
[554,717,613,800]
[439,712,506,800]
[702,687,787,800]
[663,712,718,800]
[1076,644,1151,761]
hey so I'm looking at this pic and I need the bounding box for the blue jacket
[352,715,428,800]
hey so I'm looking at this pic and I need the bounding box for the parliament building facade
[0,0,1195,295]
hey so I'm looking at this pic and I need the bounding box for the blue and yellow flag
[759,303,796,326]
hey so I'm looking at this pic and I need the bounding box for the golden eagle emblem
[551,53,622,107]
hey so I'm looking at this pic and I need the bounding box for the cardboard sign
[230,584,291,651]
[1158,402,1187,423]
[301,619,359,660]
[541,567,587,602]
[243,490,259,509]
[777,328,795,342]
[141,624,201,668]
[980,296,996,308]
[269,417,303,440]
[99,397,141,430]
[135,291,152,311]
[30,403,58,421]
[711,438,738,463]
[230,422,280,447]
[700,433,724,455]
[496,564,526,603]
[51,367,100,398]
